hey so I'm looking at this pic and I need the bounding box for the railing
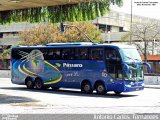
[0,37,23,45]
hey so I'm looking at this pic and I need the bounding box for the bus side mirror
[123,63,130,74]
[60,23,65,32]
[143,62,152,73]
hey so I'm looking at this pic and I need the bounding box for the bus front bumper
[123,81,144,92]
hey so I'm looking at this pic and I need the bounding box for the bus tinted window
[62,48,74,60]
[39,49,48,60]
[46,49,61,60]
[12,48,32,60]
[90,48,103,60]
[105,48,121,62]
[75,48,89,60]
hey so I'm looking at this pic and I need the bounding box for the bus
[10,42,150,95]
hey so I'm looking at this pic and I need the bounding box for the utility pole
[130,0,133,44]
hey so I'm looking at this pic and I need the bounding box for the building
[0,22,42,69]
[141,55,160,74]
[93,11,160,55]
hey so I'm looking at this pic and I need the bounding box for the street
[0,78,160,114]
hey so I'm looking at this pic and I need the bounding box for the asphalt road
[0,78,160,114]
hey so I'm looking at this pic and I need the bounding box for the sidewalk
[145,85,160,89]
[0,70,11,78]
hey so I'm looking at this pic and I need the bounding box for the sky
[111,0,160,20]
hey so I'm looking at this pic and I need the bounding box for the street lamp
[107,31,111,43]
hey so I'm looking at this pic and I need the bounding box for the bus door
[105,47,123,80]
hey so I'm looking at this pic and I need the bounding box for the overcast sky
[111,0,160,20]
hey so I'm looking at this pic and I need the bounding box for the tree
[122,20,160,61]
[0,0,123,24]
[19,22,103,46]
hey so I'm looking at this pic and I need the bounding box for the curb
[145,86,160,89]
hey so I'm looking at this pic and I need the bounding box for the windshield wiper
[125,55,141,62]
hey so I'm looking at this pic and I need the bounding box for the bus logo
[56,63,61,67]
[63,63,83,68]
[55,63,83,68]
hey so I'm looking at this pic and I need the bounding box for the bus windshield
[120,48,142,62]
[119,48,143,81]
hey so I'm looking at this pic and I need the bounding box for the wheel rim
[35,80,42,89]
[97,85,104,92]
[27,80,32,87]
[84,84,90,92]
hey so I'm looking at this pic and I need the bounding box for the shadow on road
[0,87,138,98]
[0,94,37,104]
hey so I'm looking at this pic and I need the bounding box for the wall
[144,75,160,85]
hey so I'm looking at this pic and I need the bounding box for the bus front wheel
[35,78,44,90]
[81,81,93,94]
[95,82,106,95]
[25,77,34,89]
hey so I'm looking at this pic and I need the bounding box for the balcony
[0,36,23,45]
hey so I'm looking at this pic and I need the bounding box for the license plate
[136,88,139,91]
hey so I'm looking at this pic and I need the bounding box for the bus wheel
[25,77,34,89]
[114,91,122,95]
[81,81,93,94]
[35,78,44,90]
[95,82,106,95]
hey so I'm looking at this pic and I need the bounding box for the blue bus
[11,42,149,94]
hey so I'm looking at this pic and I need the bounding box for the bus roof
[13,42,137,49]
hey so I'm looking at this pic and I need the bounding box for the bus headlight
[125,84,132,87]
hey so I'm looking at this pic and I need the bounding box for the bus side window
[75,48,88,60]
[53,49,61,60]
[12,49,31,60]
[106,48,121,62]
[40,49,48,60]
[47,49,61,60]
[62,48,74,60]
[90,48,103,60]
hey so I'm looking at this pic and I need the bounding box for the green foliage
[1,48,11,60]
[19,22,103,45]
[0,0,123,24]
[1,45,19,60]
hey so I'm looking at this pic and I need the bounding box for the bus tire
[35,78,44,90]
[81,81,93,94]
[95,82,106,95]
[25,77,34,89]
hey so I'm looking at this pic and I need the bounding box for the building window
[0,48,3,53]
[98,24,107,32]
[107,25,111,32]
[119,27,123,32]
[0,33,3,38]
